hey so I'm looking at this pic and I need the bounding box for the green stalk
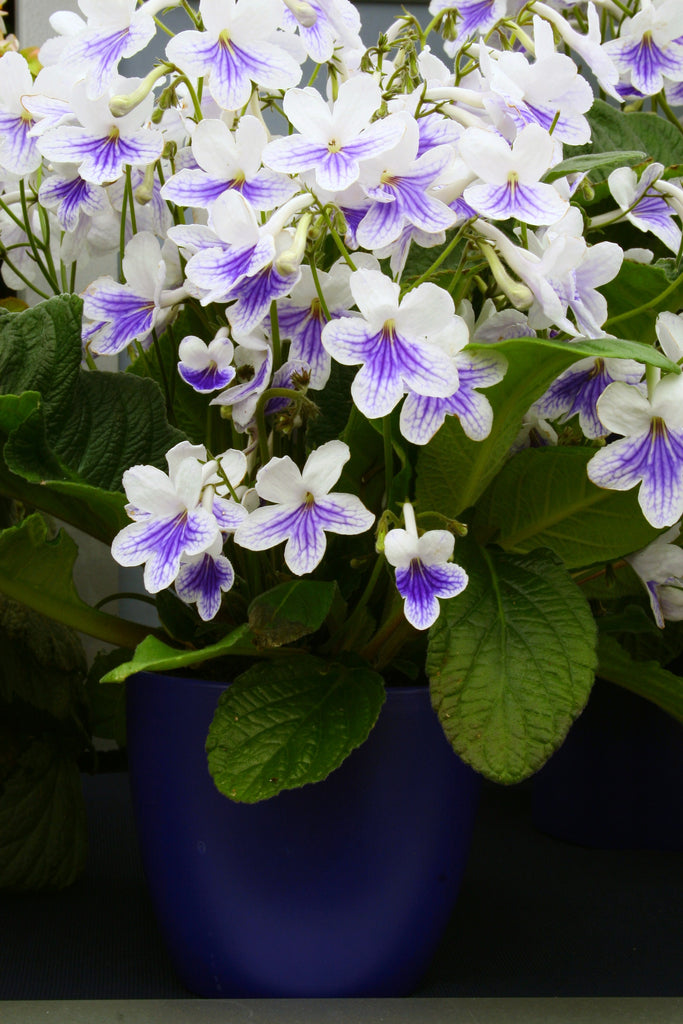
[0,567,155,649]
[383,413,394,509]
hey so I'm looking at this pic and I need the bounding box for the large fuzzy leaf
[206,655,386,802]
[427,543,597,784]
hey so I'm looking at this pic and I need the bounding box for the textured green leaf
[416,335,674,518]
[101,623,257,682]
[0,296,183,542]
[427,543,597,783]
[597,633,683,723]
[473,447,662,568]
[206,655,386,802]
[580,101,683,175]
[248,579,337,647]
[0,734,87,891]
[0,593,86,716]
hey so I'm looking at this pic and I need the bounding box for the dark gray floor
[1,774,681,1001]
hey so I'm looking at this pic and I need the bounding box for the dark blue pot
[126,671,480,997]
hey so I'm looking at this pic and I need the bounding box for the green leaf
[544,149,646,182]
[597,633,683,723]
[416,335,675,518]
[0,514,149,650]
[602,259,683,342]
[101,623,257,682]
[427,543,597,784]
[0,296,184,542]
[206,655,386,802]
[0,593,87,717]
[248,579,337,647]
[575,100,683,177]
[0,734,87,891]
[472,447,663,568]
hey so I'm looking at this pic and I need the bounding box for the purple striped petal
[395,559,468,630]
[179,361,236,393]
[0,112,41,175]
[228,264,299,333]
[464,181,567,226]
[587,422,683,528]
[185,236,274,304]
[111,507,219,593]
[175,551,235,620]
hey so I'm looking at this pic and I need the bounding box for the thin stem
[125,165,138,235]
[19,180,59,293]
[0,252,51,299]
[656,92,683,140]
[319,204,357,270]
[604,267,683,329]
[309,257,331,320]
[404,223,467,292]
[383,414,394,510]
[270,299,282,370]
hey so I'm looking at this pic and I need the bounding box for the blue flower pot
[126,672,480,997]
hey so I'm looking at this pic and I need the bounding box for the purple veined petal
[536,358,629,440]
[112,507,219,592]
[313,493,375,535]
[399,183,458,234]
[161,168,235,208]
[637,422,683,528]
[399,393,450,446]
[38,125,162,185]
[630,194,682,253]
[234,37,303,94]
[523,102,591,148]
[38,174,106,232]
[355,197,405,250]
[185,236,274,305]
[395,559,468,630]
[286,309,332,390]
[179,361,236,393]
[175,550,235,621]
[264,134,330,175]
[167,30,250,110]
[443,385,494,441]
[227,264,300,334]
[416,113,462,158]
[211,494,248,532]
[0,112,41,175]
[611,35,683,96]
[343,116,406,163]
[66,19,156,99]
[84,290,156,355]
[240,170,297,210]
[464,180,567,226]
[235,502,305,552]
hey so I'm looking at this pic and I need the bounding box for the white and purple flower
[587,372,683,529]
[384,503,468,630]
[321,268,461,420]
[233,440,374,576]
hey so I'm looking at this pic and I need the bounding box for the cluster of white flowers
[3,0,683,628]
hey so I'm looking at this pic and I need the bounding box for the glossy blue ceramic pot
[126,671,480,997]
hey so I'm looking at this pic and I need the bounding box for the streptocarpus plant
[0,0,682,861]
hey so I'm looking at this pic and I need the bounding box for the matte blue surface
[126,673,481,997]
